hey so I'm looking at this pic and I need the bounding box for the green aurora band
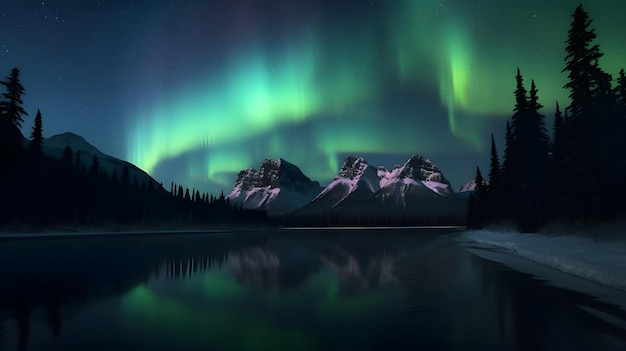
[126,1,626,190]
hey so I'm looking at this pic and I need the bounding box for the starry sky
[1,1,625,194]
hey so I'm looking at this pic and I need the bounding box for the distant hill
[42,132,161,189]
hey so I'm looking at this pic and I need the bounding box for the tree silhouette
[29,109,44,158]
[488,134,501,190]
[0,67,28,129]
[563,5,603,116]
[561,5,621,220]
[0,67,28,171]
[466,166,487,227]
[474,166,486,198]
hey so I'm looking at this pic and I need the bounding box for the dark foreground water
[1,228,625,351]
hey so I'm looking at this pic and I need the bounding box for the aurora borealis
[2,1,625,193]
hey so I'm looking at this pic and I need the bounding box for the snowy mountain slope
[456,180,477,193]
[294,154,467,220]
[299,156,382,214]
[368,155,462,213]
[227,158,322,216]
[43,132,161,188]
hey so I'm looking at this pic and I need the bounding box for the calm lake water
[1,228,625,351]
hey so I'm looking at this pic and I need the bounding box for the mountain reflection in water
[1,229,625,351]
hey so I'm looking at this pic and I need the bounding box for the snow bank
[459,230,626,292]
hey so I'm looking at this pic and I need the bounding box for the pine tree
[551,101,567,215]
[466,167,487,228]
[0,67,28,169]
[562,5,620,220]
[513,68,528,112]
[527,80,550,172]
[29,109,44,158]
[563,5,603,117]
[474,166,486,198]
[488,134,500,190]
[501,120,513,198]
[0,67,28,129]
[506,69,530,223]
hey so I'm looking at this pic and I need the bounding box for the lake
[1,228,625,350]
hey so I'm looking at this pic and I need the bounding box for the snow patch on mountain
[456,180,477,193]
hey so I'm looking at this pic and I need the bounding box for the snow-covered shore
[458,229,626,292]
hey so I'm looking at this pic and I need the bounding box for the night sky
[1,1,625,194]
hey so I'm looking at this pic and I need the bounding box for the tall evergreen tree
[474,166,486,198]
[29,109,44,158]
[563,5,603,117]
[527,80,550,173]
[562,5,621,220]
[488,134,501,190]
[0,67,28,170]
[466,167,487,227]
[501,120,513,197]
[513,68,528,112]
[506,70,530,223]
[551,101,567,215]
[0,67,28,129]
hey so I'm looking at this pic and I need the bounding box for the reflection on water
[0,229,625,350]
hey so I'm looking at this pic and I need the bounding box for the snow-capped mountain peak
[294,154,466,221]
[456,180,477,193]
[337,156,369,180]
[227,158,321,216]
[312,155,381,203]
[390,154,449,184]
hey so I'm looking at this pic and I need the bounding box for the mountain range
[34,131,468,223]
[228,154,468,222]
